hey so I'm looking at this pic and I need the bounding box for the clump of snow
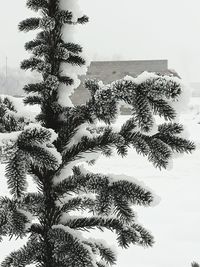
[124,71,158,85]
[58,57,90,107]
[0,131,21,146]
[52,224,83,238]
[57,73,81,107]
[66,123,94,149]
[22,124,62,165]
[57,0,91,107]
[53,151,101,185]
[54,162,74,184]
[24,123,59,143]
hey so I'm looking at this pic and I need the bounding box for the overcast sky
[0,0,200,82]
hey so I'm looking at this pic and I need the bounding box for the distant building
[71,59,174,105]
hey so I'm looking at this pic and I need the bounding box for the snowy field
[0,97,200,267]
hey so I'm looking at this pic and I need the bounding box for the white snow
[0,95,40,121]
[124,71,158,84]
[57,0,91,107]
[24,124,59,143]
[23,124,62,165]
[0,131,21,146]
[57,73,81,107]
[53,151,100,185]
[65,123,94,149]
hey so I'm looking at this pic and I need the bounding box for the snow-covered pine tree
[0,0,195,266]
[192,263,200,267]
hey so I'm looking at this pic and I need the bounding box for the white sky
[0,0,200,82]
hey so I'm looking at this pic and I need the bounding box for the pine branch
[113,198,135,223]
[1,238,43,267]
[18,17,40,32]
[132,91,154,132]
[61,42,83,54]
[56,10,73,24]
[158,122,184,135]
[140,76,182,99]
[59,197,95,215]
[6,150,28,198]
[0,197,30,238]
[21,58,44,71]
[17,126,53,147]
[25,39,44,51]
[26,0,49,12]
[154,133,195,154]
[148,97,176,120]
[94,243,116,265]
[23,83,45,94]
[117,223,154,248]
[63,54,86,66]
[58,75,74,86]
[64,217,153,248]
[111,180,153,206]
[83,241,116,265]
[49,227,95,267]
[61,127,125,165]
[24,145,60,171]
[21,193,44,215]
[77,15,89,24]
[23,95,43,105]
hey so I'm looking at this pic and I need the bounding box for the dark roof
[71,59,169,105]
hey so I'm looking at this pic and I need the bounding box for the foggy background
[0,0,200,82]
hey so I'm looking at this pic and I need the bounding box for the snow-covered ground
[0,98,200,267]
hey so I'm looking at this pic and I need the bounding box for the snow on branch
[58,0,90,107]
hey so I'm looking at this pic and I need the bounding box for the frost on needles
[0,0,195,266]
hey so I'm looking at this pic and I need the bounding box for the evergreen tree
[0,0,195,266]
[192,263,200,267]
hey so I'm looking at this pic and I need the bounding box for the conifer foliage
[0,0,195,266]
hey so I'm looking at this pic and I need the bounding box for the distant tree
[0,0,195,267]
